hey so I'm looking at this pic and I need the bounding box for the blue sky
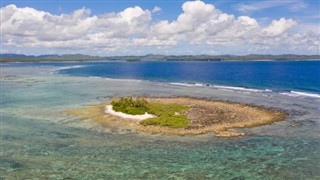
[3,0,319,23]
[1,0,319,55]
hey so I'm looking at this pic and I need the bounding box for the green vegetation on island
[141,101,189,128]
[111,97,149,115]
[111,97,189,128]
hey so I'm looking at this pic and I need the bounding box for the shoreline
[105,105,156,121]
[66,97,287,137]
[1,58,320,63]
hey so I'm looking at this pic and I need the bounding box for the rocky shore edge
[65,97,287,137]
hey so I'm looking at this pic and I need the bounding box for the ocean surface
[1,61,320,179]
[57,60,320,94]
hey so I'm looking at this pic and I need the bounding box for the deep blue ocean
[55,60,320,94]
[3,60,319,93]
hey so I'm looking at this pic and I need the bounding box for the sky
[1,0,319,56]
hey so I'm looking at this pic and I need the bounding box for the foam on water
[169,82,320,99]
[213,85,268,92]
[280,91,320,98]
[170,82,271,93]
[169,81,320,100]
[170,82,209,87]
[50,65,86,74]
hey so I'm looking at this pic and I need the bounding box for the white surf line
[280,91,320,98]
[213,85,264,92]
[105,105,156,121]
[50,65,86,74]
[170,82,211,87]
[54,65,85,71]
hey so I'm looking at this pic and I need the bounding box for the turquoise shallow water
[1,65,320,179]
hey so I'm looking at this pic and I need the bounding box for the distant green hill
[1,53,319,62]
[0,54,104,62]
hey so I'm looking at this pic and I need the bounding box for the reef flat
[66,97,286,137]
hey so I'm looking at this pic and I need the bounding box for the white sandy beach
[105,105,156,121]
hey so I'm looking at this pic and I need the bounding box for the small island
[66,97,286,137]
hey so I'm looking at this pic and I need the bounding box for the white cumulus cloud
[262,18,298,36]
[152,6,161,13]
[0,1,319,55]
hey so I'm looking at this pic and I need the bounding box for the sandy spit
[105,105,156,121]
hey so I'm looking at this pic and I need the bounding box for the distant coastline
[1,53,319,62]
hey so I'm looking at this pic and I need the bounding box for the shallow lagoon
[1,64,320,179]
